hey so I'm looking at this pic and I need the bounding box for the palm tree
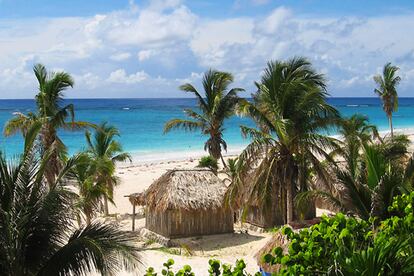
[164,69,244,166]
[297,118,413,220]
[225,158,239,182]
[374,62,401,138]
[0,130,140,275]
[70,153,109,225]
[4,64,90,186]
[228,57,339,223]
[85,122,131,216]
[331,115,378,179]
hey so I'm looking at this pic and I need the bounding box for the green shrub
[264,192,414,275]
[263,213,372,275]
[145,259,258,276]
[197,156,218,173]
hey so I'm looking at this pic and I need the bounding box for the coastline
[111,128,414,215]
[121,127,414,166]
[123,144,248,166]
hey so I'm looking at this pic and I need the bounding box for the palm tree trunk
[103,195,109,216]
[286,182,294,223]
[388,114,393,138]
[41,124,58,187]
[220,154,227,169]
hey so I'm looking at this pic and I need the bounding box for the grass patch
[156,247,182,255]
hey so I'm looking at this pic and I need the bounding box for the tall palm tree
[164,69,244,166]
[374,62,401,138]
[4,64,90,186]
[0,129,140,275]
[228,57,339,223]
[85,122,131,216]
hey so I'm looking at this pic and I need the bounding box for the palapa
[145,169,234,238]
[128,192,146,206]
[145,169,228,212]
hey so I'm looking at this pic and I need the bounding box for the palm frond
[179,83,208,112]
[295,190,344,213]
[37,222,140,276]
[163,119,202,133]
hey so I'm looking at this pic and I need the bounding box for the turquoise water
[0,98,413,161]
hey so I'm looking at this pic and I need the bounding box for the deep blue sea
[0,98,413,162]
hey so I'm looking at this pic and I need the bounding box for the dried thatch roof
[145,169,228,212]
[127,192,146,206]
[255,232,290,273]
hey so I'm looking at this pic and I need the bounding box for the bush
[145,258,258,276]
[197,156,218,173]
[264,192,414,275]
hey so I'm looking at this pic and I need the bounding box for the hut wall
[245,201,316,229]
[245,205,285,229]
[146,208,234,238]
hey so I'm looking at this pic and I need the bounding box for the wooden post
[132,204,136,231]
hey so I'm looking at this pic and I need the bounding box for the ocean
[0,97,413,162]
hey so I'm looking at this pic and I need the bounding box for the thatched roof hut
[145,169,234,239]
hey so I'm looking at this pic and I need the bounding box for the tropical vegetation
[145,258,254,276]
[374,62,401,138]
[70,153,109,225]
[196,155,219,174]
[164,69,244,166]
[226,57,339,223]
[264,192,414,275]
[84,122,131,216]
[296,115,412,220]
[3,64,91,187]
[1,58,412,275]
[0,126,140,276]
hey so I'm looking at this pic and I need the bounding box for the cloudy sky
[0,0,414,98]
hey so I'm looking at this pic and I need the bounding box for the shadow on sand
[147,232,265,254]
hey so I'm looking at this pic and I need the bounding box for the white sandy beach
[105,130,414,274]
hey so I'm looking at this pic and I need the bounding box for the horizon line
[0,96,413,100]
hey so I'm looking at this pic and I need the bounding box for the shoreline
[120,127,414,167]
[121,144,248,166]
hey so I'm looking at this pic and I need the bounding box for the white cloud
[257,7,291,34]
[137,50,154,61]
[75,72,102,89]
[102,5,196,47]
[110,52,131,61]
[108,69,149,84]
[190,18,254,66]
[0,4,414,98]
[175,71,203,83]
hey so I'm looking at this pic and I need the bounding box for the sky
[0,0,414,98]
